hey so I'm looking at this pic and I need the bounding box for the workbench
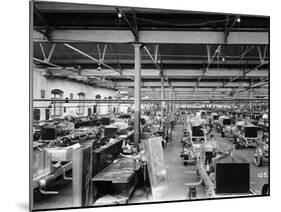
[92,138,123,177]
[92,157,142,204]
[92,131,134,177]
[74,117,100,128]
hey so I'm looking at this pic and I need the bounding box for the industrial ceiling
[32,1,269,100]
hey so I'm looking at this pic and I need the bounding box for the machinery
[249,113,262,125]
[232,121,261,149]
[210,112,219,129]
[197,110,207,119]
[33,136,80,194]
[180,124,207,165]
[73,115,101,128]
[33,122,72,141]
[32,115,133,195]
[185,142,255,199]
[181,130,190,147]
[216,115,233,137]
[257,113,269,132]
[253,134,269,166]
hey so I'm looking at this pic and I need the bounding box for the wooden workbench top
[92,157,141,184]
[93,138,123,154]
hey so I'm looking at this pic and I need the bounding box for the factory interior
[31,1,269,210]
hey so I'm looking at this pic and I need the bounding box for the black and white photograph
[30,0,269,210]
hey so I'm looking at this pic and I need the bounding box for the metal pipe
[185,178,203,187]
[47,43,56,62]
[33,57,62,68]
[223,60,269,88]
[197,45,221,85]
[144,45,161,70]
[39,43,47,59]
[33,98,268,103]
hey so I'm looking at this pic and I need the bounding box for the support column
[161,75,165,128]
[29,1,34,210]
[168,81,172,112]
[161,75,165,99]
[168,82,173,141]
[134,43,142,152]
[173,87,176,111]
[249,82,252,116]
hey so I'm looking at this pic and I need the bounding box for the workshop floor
[130,123,269,203]
[130,123,205,203]
[33,123,268,210]
[33,177,73,210]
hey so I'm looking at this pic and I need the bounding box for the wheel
[235,143,240,149]
[203,124,212,135]
[188,186,197,199]
[60,137,71,146]
[183,155,189,166]
[33,131,42,141]
[254,148,263,167]
[202,180,205,186]
[261,184,269,195]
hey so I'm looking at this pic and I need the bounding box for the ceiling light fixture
[118,13,122,18]
[237,17,241,23]
[97,63,102,71]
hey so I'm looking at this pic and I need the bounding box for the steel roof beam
[143,45,162,71]
[115,8,139,41]
[82,68,268,78]
[124,87,267,92]
[46,43,56,62]
[33,30,268,44]
[114,81,252,87]
[33,57,62,68]
[224,16,240,44]
[51,58,265,66]
[34,6,52,40]
[63,43,123,76]
[197,45,221,87]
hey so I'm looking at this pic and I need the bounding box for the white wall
[33,68,118,120]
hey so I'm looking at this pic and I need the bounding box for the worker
[64,115,75,134]
[204,134,218,165]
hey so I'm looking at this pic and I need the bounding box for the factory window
[88,108,92,116]
[40,89,45,99]
[33,109,40,121]
[78,92,85,115]
[45,109,50,120]
[51,89,63,117]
